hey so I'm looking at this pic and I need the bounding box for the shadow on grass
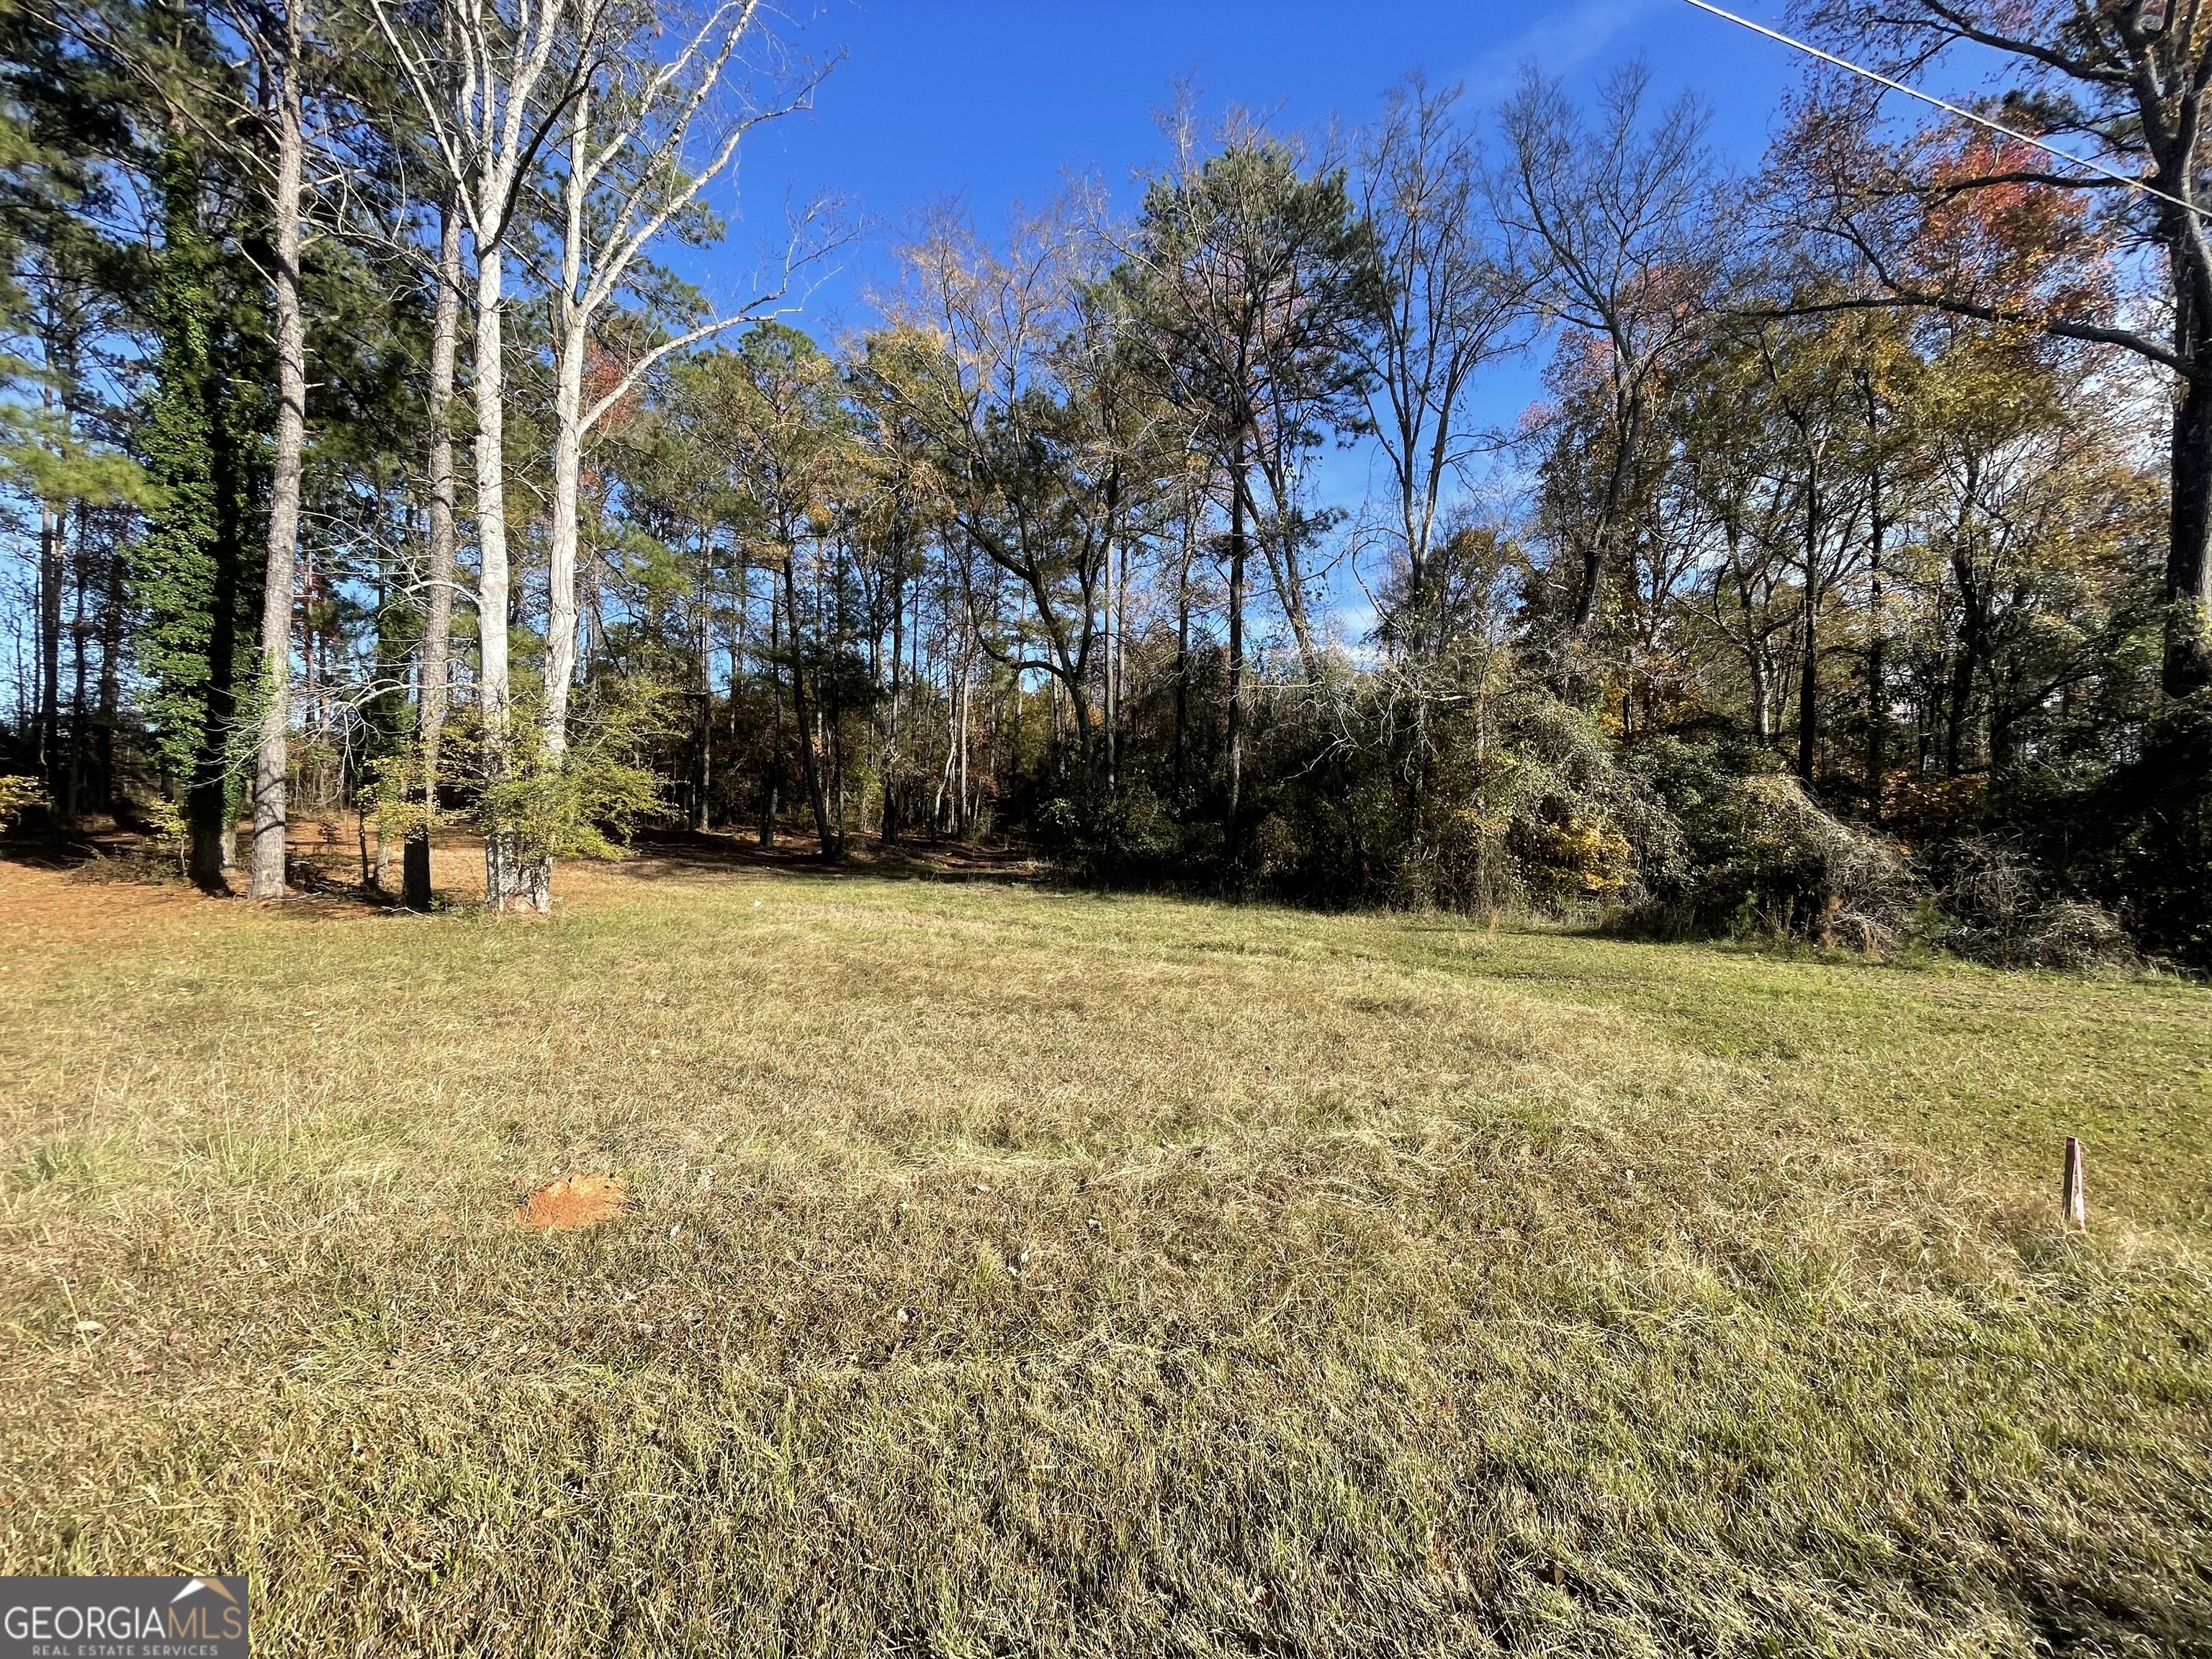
[614,827,1058,890]
[11,819,1112,922]
[246,827,1068,922]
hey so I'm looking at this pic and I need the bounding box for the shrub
[1928,836,2139,971]
[2072,701,2212,970]
[1629,752,1914,952]
[0,775,48,833]
[1244,675,1681,915]
[1036,778,1184,884]
[408,677,678,877]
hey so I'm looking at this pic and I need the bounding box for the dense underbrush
[1037,662,2202,975]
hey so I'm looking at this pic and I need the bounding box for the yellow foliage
[0,775,48,832]
[1524,814,1634,896]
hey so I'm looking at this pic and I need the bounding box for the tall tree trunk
[932,629,953,837]
[474,234,522,909]
[1862,379,1888,821]
[63,532,88,821]
[882,549,902,845]
[404,199,461,909]
[1174,521,1190,799]
[522,302,586,911]
[1112,511,1127,796]
[906,565,923,832]
[195,365,248,889]
[299,541,319,797]
[1400,421,1429,652]
[543,243,587,757]
[94,537,122,806]
[781,557,837,857]
[1866,529,1886,822]
[1797,601,1818,783]
[1796,482,1822,784]
[762,592,781,847]
[1748,646,1771,747]
[37,501,61,785]
[2167,266,2212,698]
[367,540,406,889]
[543,85,593,778]
[825,559,846,827]
[1226,446,1246,860]
[956,660,970,835]
[1946,583,1982,778]
[694,545,711,831]
[1573,376,1641,638]
[1102,534,1117,798]
[250,8,307,899]
[731,552,746,742]
[1102,466,1120,799]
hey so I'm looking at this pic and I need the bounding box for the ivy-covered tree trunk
[136,143,255,892]
[2167,325,2212,698]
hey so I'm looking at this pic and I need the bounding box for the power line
[1680,0,2212,221]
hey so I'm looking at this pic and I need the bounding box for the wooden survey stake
[2062,1136,2087,1232]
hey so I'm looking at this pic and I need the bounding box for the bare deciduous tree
[372,0,599,907]
[522,0,829,904]
[1494,62,1716,642]
[877,202,1126,781]
[1355,72,1523,657]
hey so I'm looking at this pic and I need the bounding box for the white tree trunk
[542,84,590,774]
[475,238,525,910]
[544,331,584,762]
[249,6,307,901]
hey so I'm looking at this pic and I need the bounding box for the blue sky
[709,0,1822,637]
[732,0,1809,329]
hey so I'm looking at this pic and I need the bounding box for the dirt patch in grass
[4,821,1047,932]
[0,858,220,958]
[518,1172,626,1230]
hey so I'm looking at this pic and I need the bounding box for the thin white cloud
[1455,0,1664,98]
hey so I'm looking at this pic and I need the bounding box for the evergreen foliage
[131,142,260,885]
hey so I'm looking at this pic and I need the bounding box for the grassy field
[2,840,2209,1656]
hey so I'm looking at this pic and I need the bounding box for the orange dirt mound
[518,1172,626,1231]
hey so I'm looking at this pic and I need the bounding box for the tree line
[2,0,2207,967]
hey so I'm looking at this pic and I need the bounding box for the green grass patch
[3,862,2208,1654]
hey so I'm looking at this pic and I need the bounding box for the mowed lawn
[2,846,2209,1656]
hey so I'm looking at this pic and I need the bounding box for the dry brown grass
[1,841,2208,1655]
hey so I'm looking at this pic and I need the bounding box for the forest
[1,0,2208,970]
